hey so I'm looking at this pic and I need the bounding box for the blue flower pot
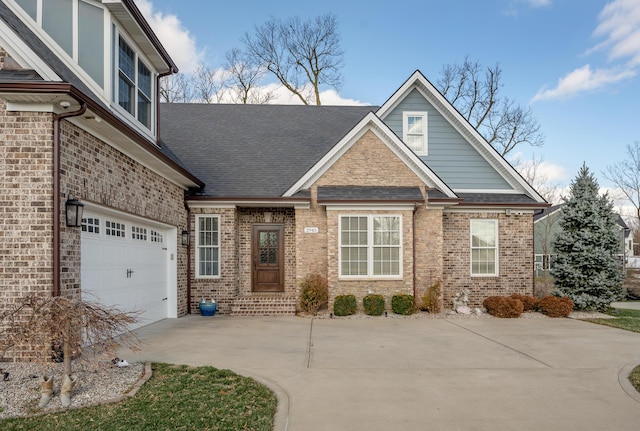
[199,302,217,316]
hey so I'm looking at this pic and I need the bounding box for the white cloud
[532,64,636,101]
[263,84,369,106]
[533,0,640,101]
[527,0,551,8]
[137,0,203,73]
[592,0,640,66]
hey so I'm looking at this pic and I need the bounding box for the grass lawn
[583,307,640,333]
[582,307,640,394]
[0,363,277,431]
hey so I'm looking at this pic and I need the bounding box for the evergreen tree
[551,164,625,310]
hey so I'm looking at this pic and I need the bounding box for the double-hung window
[340,215,402,278]
[470,219,498,276]
[403,111,428,155]
[196,216,220,277]
[115,35,153,129]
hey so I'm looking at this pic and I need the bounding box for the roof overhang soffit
[103,0,178,73]
[283,112,456,198]
[0,84,202,189]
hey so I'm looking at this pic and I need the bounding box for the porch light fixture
[181,230,190,246]
[65,195,84,227]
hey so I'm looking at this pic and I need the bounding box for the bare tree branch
[604,141,640,220]
[436,57,544,156]
[225,48,274,104]
[243,13,344,105]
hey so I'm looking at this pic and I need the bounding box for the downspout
[185,200,192,314]
[412,204,418,305]
[53,102,87,297]
[155,69,176,144]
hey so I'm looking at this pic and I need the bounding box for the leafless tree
[604,141,640,221]
[0,294,139,378]
[436,57,544,156]
[513,155,561,204]
[243,13,344,105]
[159,72,193,103]
[192,63,230,103]
[225,48,274,104]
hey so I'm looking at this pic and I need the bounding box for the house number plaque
[304,227,319,234]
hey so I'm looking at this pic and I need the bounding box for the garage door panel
[81,211,169,328]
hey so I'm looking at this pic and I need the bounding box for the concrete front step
[230,295,297,316]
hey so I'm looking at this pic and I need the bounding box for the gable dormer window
[403,111,428,155]
[115,35,153,130]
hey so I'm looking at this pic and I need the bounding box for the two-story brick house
[0,0,547,333]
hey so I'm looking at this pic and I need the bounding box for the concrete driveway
[119,315,640,431]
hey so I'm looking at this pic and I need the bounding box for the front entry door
[252,224,284,292]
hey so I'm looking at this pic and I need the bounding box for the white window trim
[338,214,403,280]
[112,28,156,134]
[403,111,428,156]
[195,215,221,279]
[470,219,499,277]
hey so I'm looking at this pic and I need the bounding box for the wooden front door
[252,224,284,292]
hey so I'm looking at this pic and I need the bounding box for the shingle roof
[457,193,540,206]
[159,103,376,198]
[317,186,424,203]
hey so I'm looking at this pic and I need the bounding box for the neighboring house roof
[159,103,376,197]
[534,203,631,236]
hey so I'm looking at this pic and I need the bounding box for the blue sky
[139,0,640,203]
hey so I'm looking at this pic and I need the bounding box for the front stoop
[230,295,298,316]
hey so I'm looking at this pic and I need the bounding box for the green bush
[391,294,415,315]
[363,294,385,316]
[482,296,524,318]
[298,273,328,315]
[334,295,357,316]
[510,294,539,312]
[537,295,573,317]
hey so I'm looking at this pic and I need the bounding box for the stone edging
[95,361,153,406]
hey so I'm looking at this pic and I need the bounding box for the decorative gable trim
[0,19,60,81]
[282,112,456,198]
[377,70,546,203]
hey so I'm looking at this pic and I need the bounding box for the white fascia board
[283,112,456,198]
[376,71,546,204]
[0,19,60,81]
[454,189,524,194]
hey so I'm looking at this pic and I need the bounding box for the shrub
[510,294,539,312]
[419,280,443,313]
[391,294,415,315]
[333,295,357,316]
[363,294,385,316]
[482,296,524,318]
[298,273,328,315]
[537,295,573,318]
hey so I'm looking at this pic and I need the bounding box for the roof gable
[377,70,546,203]
[283,112,455,197]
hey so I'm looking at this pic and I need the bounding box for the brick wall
[59,121,189,310]
[442,211,534,307]
[0,102,54,310]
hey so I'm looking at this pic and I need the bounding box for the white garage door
[81,210,171,328]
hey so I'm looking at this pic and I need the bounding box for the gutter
[53,101,87,297]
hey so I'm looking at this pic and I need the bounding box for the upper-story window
[116,35,153,129]
[403,111,428,155]
[14,0,104,87]
[13,0,156,133]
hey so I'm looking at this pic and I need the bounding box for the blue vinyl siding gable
[384,89,511,190]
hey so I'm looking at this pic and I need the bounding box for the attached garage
[80,206,178,328]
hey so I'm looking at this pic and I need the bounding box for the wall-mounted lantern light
[65,195,84,227]
[181,230,190,246]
